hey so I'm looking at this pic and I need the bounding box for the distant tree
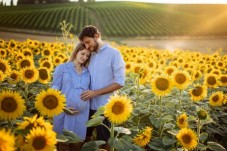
[4,2,6,5]
[78,0,83,3]
[87,0,95,2]
[0,1,3,6]
[10,0,13,6]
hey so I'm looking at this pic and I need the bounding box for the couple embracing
[52,25,126,150]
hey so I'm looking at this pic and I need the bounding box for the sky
[2,0,227,6]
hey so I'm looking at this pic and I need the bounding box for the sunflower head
[189,85,207,102]
[177,113,188,129]
[132,126,152,147]
[0,90,25,121]
[151,75,173,96]
[35,88,66,117]
[219,74,227,86]
[7,70,21,84]
[21,67,38,84]
[197,109,208,120]
[172,70,191,90]
[176,128,198,150]
[38,67,51,84]
[0,129,15,151]
[204,74,219,88]
[24,127,56,151]
[209,91,224,107]
[104,95,133,124]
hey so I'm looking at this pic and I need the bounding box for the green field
[0,2,227,37]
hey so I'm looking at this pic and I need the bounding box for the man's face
[82,36,99,52]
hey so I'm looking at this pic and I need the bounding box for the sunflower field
[0,36,227,151]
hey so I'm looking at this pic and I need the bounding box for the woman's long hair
[68,43,90,67]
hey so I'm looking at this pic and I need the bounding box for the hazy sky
[3,0,227,6]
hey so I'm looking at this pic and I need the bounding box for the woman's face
[76,49,90,64]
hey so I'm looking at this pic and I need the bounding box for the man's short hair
[79,25,101,41]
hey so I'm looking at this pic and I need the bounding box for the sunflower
[104,95,133,124]
[17,114,53,131]
[192,70,202,81]
[147,61,156,69]
[0,70,6,82]
[165,65,177,76]
[219,74,227,86]
[151,75,173,96]
[7,70,21,84]
[177,113,188,129]
[21,67,39,84]
[189,85,207,102]
[35,88,66,117]
[14,52,25,62]
[0,90,25,120]
[40,60,54,71]
[209,91,224,107]
[176,128,198,150]
[0,59,11,76]
[32,47,41,55]
[24,127,56,151]
[0,129,15,151]
[125,62,133,73]
[38,67,51,84]
[0,48,7,58]
[132,126,152,147]
[22,48,33,57]
[41,47,53,57]
[53,56,63,66]
[17,57,34,69]
[204,74,219,88]
[172,70,191,90]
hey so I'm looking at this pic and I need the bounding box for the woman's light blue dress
[52,62,90,140]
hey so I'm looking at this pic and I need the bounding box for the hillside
[0,2,227,37]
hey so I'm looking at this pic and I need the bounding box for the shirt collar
[70,62,88,73]
[97,44,109,53]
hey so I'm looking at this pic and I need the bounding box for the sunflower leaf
[114,127,131,135]
[207,141,226,151]
[80,141,105,151]
[199,132,208,143]
[86,116,105,127]
[91,106,105,118]
[56,134,69,143]
[62,129,82,142]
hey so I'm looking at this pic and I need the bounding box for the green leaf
[114,127,131,135]
[148,138,165,151]
[162,135,176,146]
[80,140,106,151]
[92,106,105,118]
[199,132,208,143]
[207,141,226,151]
[56,134,69,143]
[86,116,105,127]
[108,138,125,151]
[62,129,82,143]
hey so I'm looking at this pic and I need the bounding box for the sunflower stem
[159,96,162,116]
[110,122,115,151]
[136,75,140,99]
[196,119,201,151]
[179,90,182,110]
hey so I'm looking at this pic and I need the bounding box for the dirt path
[1,31,227,54]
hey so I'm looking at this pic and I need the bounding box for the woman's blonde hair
[68,43,90,67]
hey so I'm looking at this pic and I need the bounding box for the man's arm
[81,83,123,100]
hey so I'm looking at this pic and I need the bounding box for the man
[79,25,125,148]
